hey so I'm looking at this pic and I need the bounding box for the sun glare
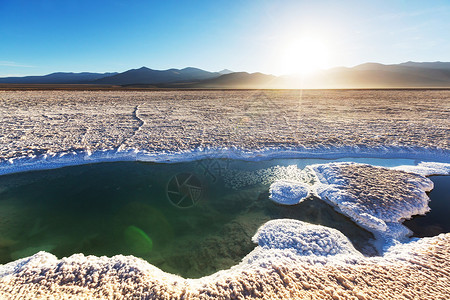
[279,36,329,76]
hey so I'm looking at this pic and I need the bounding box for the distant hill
[1,62,450,88]
[218,69,233,75]
[302,62,450,88]
[94,67,221,85]
[0,72,117,84]
[398,61,450,69]
[175,62,450,88]
[187,72,277,88]
[267,62,450,88]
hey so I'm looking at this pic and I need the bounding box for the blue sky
[1,0,449,76]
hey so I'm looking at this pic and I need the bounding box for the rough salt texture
[311,162,434,243]
[252,220,361,256]
[269,180,310,205]
[0,230,449,299]
[0,90,449,163]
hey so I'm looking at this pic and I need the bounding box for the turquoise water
[0,158,440,278]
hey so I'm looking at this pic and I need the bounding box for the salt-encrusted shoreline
[0,145,448,176]
[0,224,448,299]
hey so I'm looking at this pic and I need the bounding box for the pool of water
[0,157,441,278]
[403,175,450,237]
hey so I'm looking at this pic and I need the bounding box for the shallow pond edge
[1,145,448,176]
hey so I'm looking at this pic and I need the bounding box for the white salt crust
[0,225,449,299]
[269,181,311,205]
[269,162,449,252]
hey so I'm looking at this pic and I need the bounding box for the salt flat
[0,90,448,162]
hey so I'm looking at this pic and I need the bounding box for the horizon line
[1,60,449,78]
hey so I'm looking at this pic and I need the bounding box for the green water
[0,158,388,278]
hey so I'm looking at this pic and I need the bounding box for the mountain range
[93,67,223,85]
[0,72,118,84]
[1,62,450,88]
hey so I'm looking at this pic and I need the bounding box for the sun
[279,36,329,76]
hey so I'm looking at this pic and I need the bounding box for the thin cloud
[0,61,35,68]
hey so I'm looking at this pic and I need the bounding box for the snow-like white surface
[269,180,310,205]
[392,161,450,176]
[252,219,361,257]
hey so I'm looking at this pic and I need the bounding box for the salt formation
[269,162,445,250]
[269,180,310,205]
[252,220,361,257]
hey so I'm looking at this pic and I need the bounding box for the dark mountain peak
[93,66,220,85]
